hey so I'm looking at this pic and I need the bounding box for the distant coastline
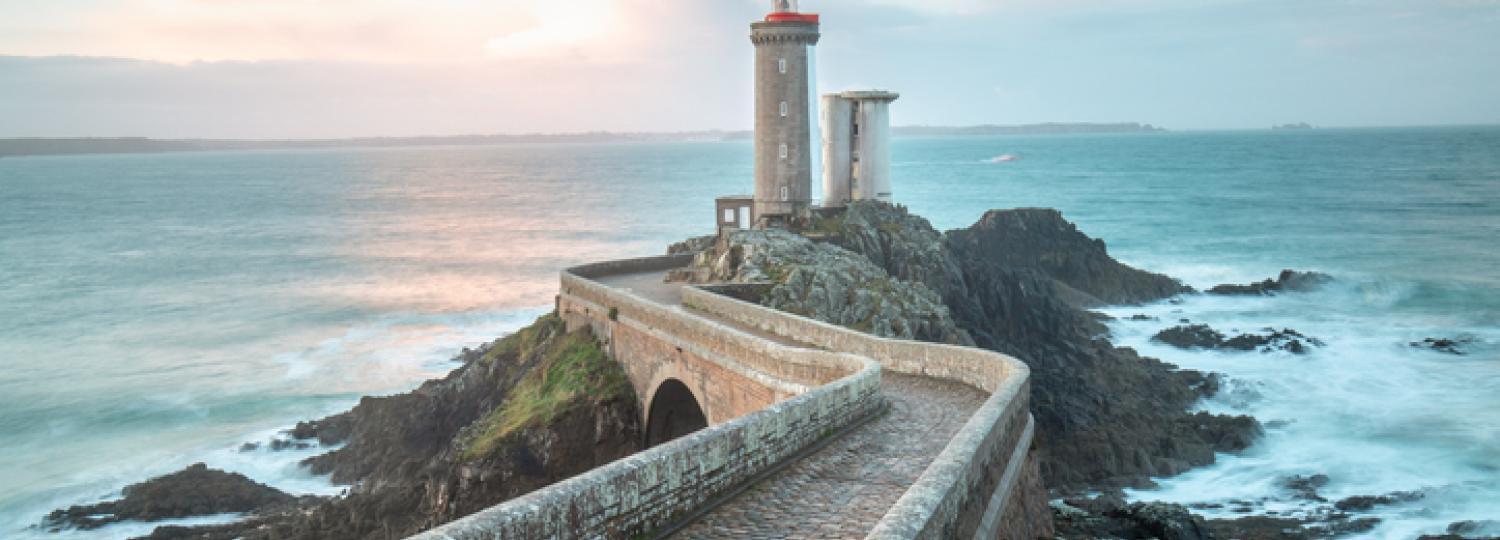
[0,123,1164,158]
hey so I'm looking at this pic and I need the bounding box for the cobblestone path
[670,373,988,539]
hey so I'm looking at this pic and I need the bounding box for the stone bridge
[413,254,1049,539]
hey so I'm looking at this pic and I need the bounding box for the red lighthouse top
[766,0,819,22]
[766,12,819,22]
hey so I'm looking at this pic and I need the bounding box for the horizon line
[6,122,1500,144]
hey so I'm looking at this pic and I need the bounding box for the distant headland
[0,123,1164,158]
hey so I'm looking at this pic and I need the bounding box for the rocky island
[40,201,1290,539]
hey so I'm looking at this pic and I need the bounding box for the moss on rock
[460,321,633,461]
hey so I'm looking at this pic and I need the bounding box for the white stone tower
[822,90,900,208]
[750,0,820,228]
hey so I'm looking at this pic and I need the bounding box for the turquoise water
[2,127,1497,538]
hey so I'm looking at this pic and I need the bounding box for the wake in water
[1101,272,1500,539]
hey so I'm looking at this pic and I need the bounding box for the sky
[1,0,1497,138]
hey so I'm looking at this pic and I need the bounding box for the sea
[1,127,1497,539]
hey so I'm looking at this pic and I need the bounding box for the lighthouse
[750,0,820,228]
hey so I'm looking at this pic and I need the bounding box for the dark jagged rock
[1154,324,1227,349]
[1207,270,1333,296]
[1129,314,1159,321]
[43,463,293,531]
[1208,514,1381,539]
[1410,337,1476,355]
[1153,324,1324,354]
[1124,502,1214,540]
[786,201,1258,490]
[1434,520,1500,539]
[683,228,972,344]
[1280,474,1331,501]
[288,414,352,446]
[942,207,1194,307]
[1181,411,1260,453]
[1334,489,1423,512]
[1052,495,1210,540]
[666,234,715,255]
[267,438,311,451]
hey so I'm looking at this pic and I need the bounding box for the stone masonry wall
[683,285,1049,540]
[411,256,883,540]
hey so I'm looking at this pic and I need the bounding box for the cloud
[1,0,1496,136]
[484,0,621,59]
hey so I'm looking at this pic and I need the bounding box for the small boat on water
[988,154,1018,163]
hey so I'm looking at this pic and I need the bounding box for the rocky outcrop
[944,208,1193,307]
[81,314,642,540]
[1207,514,1381,540]
[1207,270,1333,296]
[1410,337,1477,355]
[1428,520,1500,539]
[1053,494,1211,540]
[666,234,715,255]
[1281,473,1331,501]
[1334,490,1424,512]
[42,464,297,531]
[682,228,972,344]
[1153,325,1324,354]
[1054,489,1404,540]
[742,201,1259,491]
[817,204,1191,308]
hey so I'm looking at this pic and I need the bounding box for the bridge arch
[644,378,708,447]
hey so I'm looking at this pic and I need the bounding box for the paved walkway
[672,373,987,539]
[594,269,989,539]
[596,271,817,349]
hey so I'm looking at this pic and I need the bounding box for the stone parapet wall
[561,258,856,392]
[412,256,883,540]
[683,285,1043,540]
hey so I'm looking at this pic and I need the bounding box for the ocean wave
[1104,278,1500,539]
[0,305,551,540]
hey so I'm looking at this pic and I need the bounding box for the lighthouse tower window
[779,101,788,117]
[778,58,787,74]
[779,144,788,159]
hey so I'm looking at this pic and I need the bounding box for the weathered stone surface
[414,258,885,540]
[1208,514,1383,539]
[1125,501,1214,540]
[672,374,987,539]
[43,463,294,531]
[1428,520,1500,539]
[667,234,716,255]
[1281,473,1331,501]
[685,227,971,344]
[943,207,1194,307]
[1207,269,1333,296]
[812,202,1258,490]
[681,279,1045,540]
[1052,495,1210,540]
[999,449,1056,540]
[1410,337,1478,355]
[1153,324,1325,354]
[1334,489,1424,512]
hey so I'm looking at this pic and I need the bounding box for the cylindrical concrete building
[750,3,820,228]
[821,90,899,208]
[820,94,853,206]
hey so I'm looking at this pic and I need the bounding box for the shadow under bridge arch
[645,378,709,448]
